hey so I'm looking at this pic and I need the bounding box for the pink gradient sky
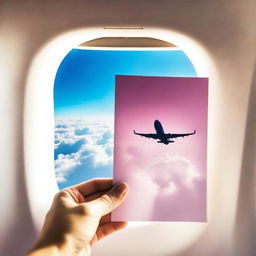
[113,75,208,222]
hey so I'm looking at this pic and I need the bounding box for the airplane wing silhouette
[166,130,196,138]
[133,130,158,140]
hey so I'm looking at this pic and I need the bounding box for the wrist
[26,244,64,256]
[26,234,91,256]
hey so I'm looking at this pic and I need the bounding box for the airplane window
[54,47,197,189]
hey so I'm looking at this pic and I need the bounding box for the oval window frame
[24,27,217,255]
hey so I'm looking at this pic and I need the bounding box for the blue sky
[54,49,197,189]
[54,49,197,118]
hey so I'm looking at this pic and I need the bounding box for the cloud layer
[113,147,206,221]
[54,120,113,187]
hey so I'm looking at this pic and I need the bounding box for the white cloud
[54,119,114,183]
[128,154,200,200]
[148,154,199,190]
[118,151,206,220]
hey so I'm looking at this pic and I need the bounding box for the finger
[72,178,113,197]
[90,221,128,246]
[83,190,108,203]
[99,213,111,225]
[56,188,109,205]
[87,182,128,216]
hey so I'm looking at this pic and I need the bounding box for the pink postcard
[113,75,208,222]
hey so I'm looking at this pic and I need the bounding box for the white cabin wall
[233,63,256,256]
[0,1,255,256]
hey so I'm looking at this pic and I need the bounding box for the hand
[26,178,128,256]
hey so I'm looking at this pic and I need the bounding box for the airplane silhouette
[133,120,196,145]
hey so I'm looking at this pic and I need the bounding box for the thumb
[87,182,128,216]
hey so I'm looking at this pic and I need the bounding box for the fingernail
[113,182,128,196]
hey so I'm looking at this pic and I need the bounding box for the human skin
[26,178,129,256]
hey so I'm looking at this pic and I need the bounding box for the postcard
[113,75,208,222]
